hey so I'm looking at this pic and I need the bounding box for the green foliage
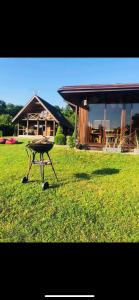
[54,126,65,145]
[66,130,76,148]
[66,135,75,148]
[55,104,75,126]
[0,114,12,125]
[0,139,139,242]
[61,105,75,126]
[0,100,6,114]
[54,105,61,112]
[0,130,3,137]
[54,133,65,145]
[6,103,23,117]
[0,114,14,136]
[0,100,23,116]
[56,126,63,134]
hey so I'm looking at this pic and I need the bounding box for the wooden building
[12,95,73,137]
[58,83,139,150]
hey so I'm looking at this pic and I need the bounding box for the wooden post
[53,120,55,136]
[121,108,126,135]
[103,104,107,144]
[17,123,19,136]
[130,104,133,135]
[37,120,39,135]
[27,115,29,135]
[79,106,88,144]
[74,105,77,143]
[45,120,47,136]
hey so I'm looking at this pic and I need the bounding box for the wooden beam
[45,120,47,136]
[53,120,56,136]
[17,123,19,136]
[74,105,77,143]
[37,120,39,135]
[121,106,126,138]
[26,113,29,135]
[79,106,88,144]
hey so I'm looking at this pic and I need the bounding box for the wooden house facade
[58,83,139,150]
[12,95,73,137]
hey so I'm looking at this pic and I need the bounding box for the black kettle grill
[21,141,58,190]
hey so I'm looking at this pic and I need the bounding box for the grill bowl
[27,142,54,153]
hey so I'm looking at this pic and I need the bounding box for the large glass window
[106,103,122,130]
[88,104,105,129]
[87,102,139,141]
[132,103,139,129]
[124,104,132,132]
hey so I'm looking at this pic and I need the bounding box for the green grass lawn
[0,138,139,242]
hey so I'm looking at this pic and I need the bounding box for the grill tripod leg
[47,152,58,181]
[40,153,49,190]
[22,153,33,184]
[27,152,36,179]
[27,158,33,179]
[40,153,44,183]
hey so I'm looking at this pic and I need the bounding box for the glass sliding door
[105,103,122,130]
[132,103,139,139]
[88,104,105,144]
[124,104,132,134]
[88,104,105,129]
[87,101,139,145]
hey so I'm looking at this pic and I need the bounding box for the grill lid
[27,137,54,153]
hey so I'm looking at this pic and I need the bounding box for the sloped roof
[37,96,73,129]
[12,95,73,129]
[58,83,139,105]
[58,83,139,93]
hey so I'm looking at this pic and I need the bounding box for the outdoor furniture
[0,138,6,144]
[90,128,103,143]
[21,140,58,190]
[5,138,17,144]
[105,130,118,147]
[0,138,17,144]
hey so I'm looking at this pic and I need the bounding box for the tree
[0,114,14,136]
[0,114,12,125]
[0,100,6,114]
[54,125,65,145]
[54,105,61,112]
[55,104,75,126]
[6,103,23,117]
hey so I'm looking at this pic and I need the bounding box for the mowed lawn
[0,139,139,242]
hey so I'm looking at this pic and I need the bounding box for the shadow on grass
[92,168,120,176]
[49,182,63,189]
[74,168,120,181]
[74,173,91,180]
[26,180,40,183]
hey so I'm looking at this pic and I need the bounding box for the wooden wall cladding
[79,107,88,144]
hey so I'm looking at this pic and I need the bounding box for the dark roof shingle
[37,96,73,129]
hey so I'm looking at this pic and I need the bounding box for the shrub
[56,126,63,135]
[54,133,65,145]
[54,126,65,145]
[66,130,76,148]
[66,135,75,148]
[0,130,3,137]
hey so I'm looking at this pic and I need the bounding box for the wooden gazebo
[12,95,73,137]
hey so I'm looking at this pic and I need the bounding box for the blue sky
[1,58,139,107]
